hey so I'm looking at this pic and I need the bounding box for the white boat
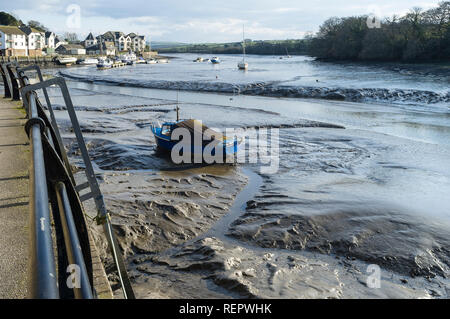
[211,57,220,64]
[80,58,99,65]
[146,58,157,64]
[97,58,112,69]
[57,57,77,65]
[238,25,248,70]
[135,57,146,64]
[194,57,204,62]
[285,48,292,58]
[157,58,169,63]
[120,53,137,63]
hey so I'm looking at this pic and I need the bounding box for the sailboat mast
[176,91,179,121]
[242,25,246,62]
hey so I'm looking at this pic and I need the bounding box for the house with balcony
[127,33,146,53]
[0,25,27,56]
[97,31,146,53]
[19,25,45,56]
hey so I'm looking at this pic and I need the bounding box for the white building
[127,33,146,53]
[84,32,97,48]
[98,31,146,53]
[45,31,56,49]
[0,25,27,56]
[19,25,45,56]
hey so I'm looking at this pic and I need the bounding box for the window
[161,125,171,136]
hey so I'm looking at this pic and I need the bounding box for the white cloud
[6,0,446,42]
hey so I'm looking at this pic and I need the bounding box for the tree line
[158,39,311,55]
[309,2,450,61]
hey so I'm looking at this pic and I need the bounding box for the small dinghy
[150,107,240,162]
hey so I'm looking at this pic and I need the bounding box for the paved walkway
[0,96,29,298]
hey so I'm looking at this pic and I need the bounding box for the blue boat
[211,56,221,64]
[150,119,240,162]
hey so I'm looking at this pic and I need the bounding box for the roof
[127,33,137,38]
[18,25,42,35]
[0,25,26,35]
[45,31,55,38]
[101,31,115,39]
[85,32,94,40]
[86,41,115,51]
[57,44,85,50]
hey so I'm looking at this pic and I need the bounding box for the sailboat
[285,48,292,58]
[238,25,248,70]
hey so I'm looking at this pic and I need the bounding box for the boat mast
[176,91,179,121]
[99,35,104,56]
[242,25,246,62]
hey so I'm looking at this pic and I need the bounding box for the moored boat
[120,53,137,63]
[57,56,77,65]
[151,119,240,162]
[211,57,220,64]
[238,25,249,70]
[79,57,99,65]
[97,58,113,69]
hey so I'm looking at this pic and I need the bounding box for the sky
[2,0,443,43]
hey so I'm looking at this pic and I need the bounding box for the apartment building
[96,31,146,53]
[19,25,45,56]
[45,31,56,48]
[0,25,27,56]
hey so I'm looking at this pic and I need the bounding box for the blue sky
[3,0,443,42]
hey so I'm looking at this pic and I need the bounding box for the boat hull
[151,126,239,162]
[238,62,248,70]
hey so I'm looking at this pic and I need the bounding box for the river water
[42,54,450,298]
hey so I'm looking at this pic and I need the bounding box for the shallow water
[38,55,450,298]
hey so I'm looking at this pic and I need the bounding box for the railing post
[55,182,93,299]
[0,63,12,98]
[7,64,21,101]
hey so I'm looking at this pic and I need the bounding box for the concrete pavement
[0,97,29,298]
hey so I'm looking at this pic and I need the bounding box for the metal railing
[1,62,135,299]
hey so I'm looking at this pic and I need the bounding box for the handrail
[6,62,135,299]
[17,67,94,298]
[18,75,135,299]
[26,91,60,299]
